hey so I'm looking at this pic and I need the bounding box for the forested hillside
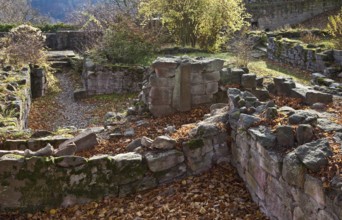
[30,0,99,21]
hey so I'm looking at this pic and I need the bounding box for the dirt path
[52,70,96,129]
[29,68,135,131]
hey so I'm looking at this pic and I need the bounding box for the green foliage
[36,23,77,32]
[139,0,250,51]
[0,24,16,32]
[93,19,158,65]
[327,8,342,49]
[0,23,77,33]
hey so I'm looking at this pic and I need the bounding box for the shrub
[327,8,342,49]
[1,24,47,66]
[300,31,321,44]
[93,19,158,65]
[232,29,255,68]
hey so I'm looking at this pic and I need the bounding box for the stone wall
[77,58,145,98]
[268,37,342,73]
[0,66,32,131]
[141,57,224,117]
[245,0,342,30]
[0,109,230,211]
[45,31,102,51]
[227,88,342,220]
[0,31,101,51]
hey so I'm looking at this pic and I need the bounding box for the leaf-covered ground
[78,106,210,157]
[0,164,267,220]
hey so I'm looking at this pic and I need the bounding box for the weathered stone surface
[145,150,185,172]
[141,136,153,147]
[191,84,206,95]
[58,130,98,153]
[282,151,307,188]
[149,105,174,117]
[54,142,77,156]
[222,68,244,85]
[237,114,261,130]
[113,153,146,184]
[55,156,87,168]
[289,110,318,125]
[296,124,314,145]
[192,94,213,105]
[30,130,53,138]
[278,106,296,116]
[27,136,70,151]
[249,126,276,149]
[151,136,176,150]
[150,87,172,105]
[172,63,192,112]
[241,74,257,89]
[276,125,295,148]
[305,90,333,105]
[266,107,278,120]
[126,138,142,152]
[304,174,325,206]
[203,71,220,82]
[274,77,296,96]
[295,139,333,172]
[251,88,270,101]
[210,103,228,114]
[317,118,342,132]
[206,82,219,94]
[149,75,175,88]
[155,163,187,183]
[293,206,305,220]
[3,140,27,151]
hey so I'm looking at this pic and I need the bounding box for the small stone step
[50,61,70,68]
[47,50,76,62]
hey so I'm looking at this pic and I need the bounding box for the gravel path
[52,70,97,129]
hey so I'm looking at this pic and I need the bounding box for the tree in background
[69,0,141,30]
[0,0,49,24]
[327,8,342,49]
[139,0,249,51]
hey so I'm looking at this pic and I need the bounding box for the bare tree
[67,0,141,30]
[0,0,49,24]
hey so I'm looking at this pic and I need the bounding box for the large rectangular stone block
[192,94,213,105]
[206,82,218,95]
[191,84,206,95]
[203,71,220,82]
[149,87,172,105]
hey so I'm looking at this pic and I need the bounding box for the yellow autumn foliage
[139,0,250,51]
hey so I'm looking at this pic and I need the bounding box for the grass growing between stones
[248,60,312,85]
[173,52,236,66]
[174,51,311,85]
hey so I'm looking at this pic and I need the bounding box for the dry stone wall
[45,31,102,51]
[268,37,342,95]
[245,0,342,30]
[77,58,145,98]
[0,109,230,211]
[268,37,340,72]
[227,88,342,220]
[0,66,31,131]
[141,57,224,117]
